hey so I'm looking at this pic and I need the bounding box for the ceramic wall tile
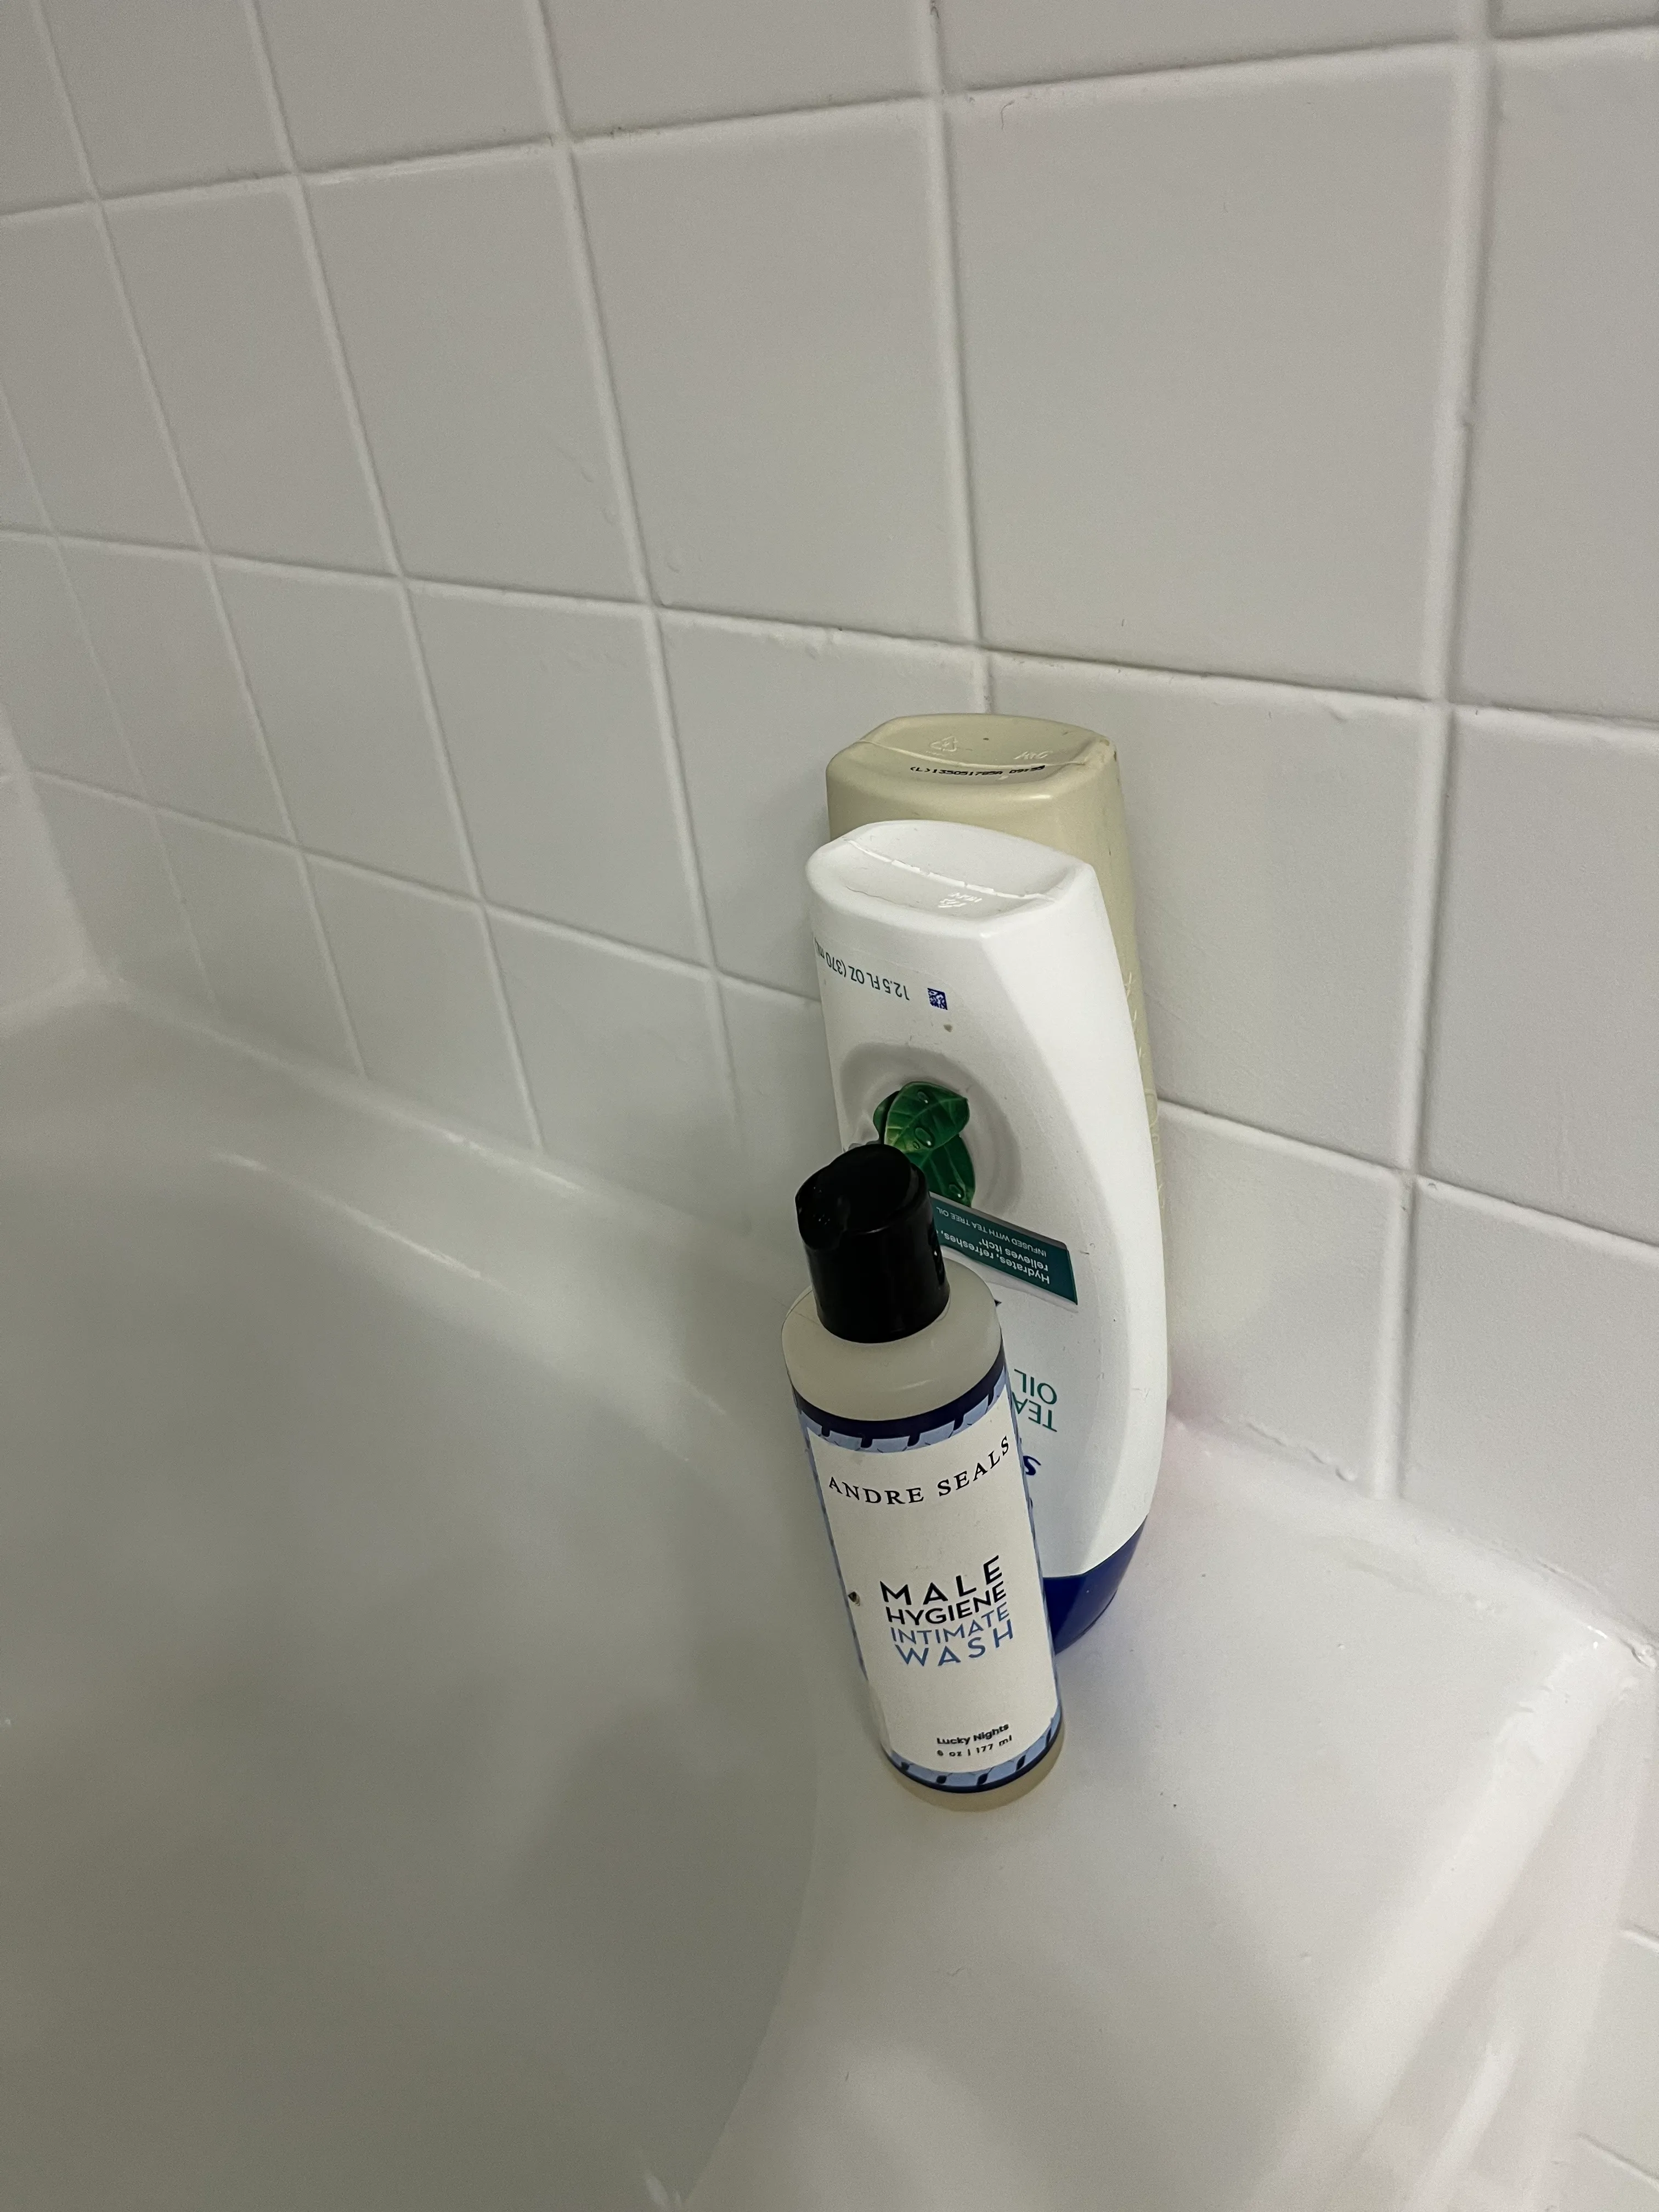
[218,562,468,890]
[257,0,553,168]
[953,53,1455,687]
[310,859,532,1143]
[1459,38,1659,719]
[0,533,134,789]
[412,587,699,957]
[110,184,385,569]
[158,812,356,1067]
[1498,1,1656,32]
[493,911,743,1226]
[0,390,46,528]
[34,774,208,1005]
[1162,1105,1402,1482]
[938,0,1454,90]
[992,656,1436,1162]
[1406,1186,1659,1631]
[547,0,931,131]
[64,541,285,836]
[580,105,967,637]
[311,152,633,597]
[1427,712,1659,1244]
[46,0,282,195]
[0,208,191,544]
[0,2,85,212]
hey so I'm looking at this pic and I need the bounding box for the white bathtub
[0,998,1650,2212]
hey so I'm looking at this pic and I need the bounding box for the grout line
[270,138,560,198]
[565,89,932,160]
[1158,1096,1403,1181]
[523,0,569,138]
[1495,19,1659,54]
[942,35,1462,111]
[1418,42,1497,706]
[484,895,715,980]
[920,0,985,650]
[26,521,1659,736]
[1368,1169,1417,1497]
[1451,695,1659,746]
[1377,15,1497,1503]
[1417,1173,1659,1265]
[238,0,550,1144]
[1396,709,1457,1173]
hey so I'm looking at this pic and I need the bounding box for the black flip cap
[795,1143,950,1344]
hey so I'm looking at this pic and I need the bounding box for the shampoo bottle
[783,1144,1062,1802]
[806,819,1167,1651]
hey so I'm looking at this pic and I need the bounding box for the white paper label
[797,1358,1060,1792]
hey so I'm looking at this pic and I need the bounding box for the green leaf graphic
[874,1082,976,1206]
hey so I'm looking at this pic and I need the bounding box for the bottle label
[794,1353,1061,1793]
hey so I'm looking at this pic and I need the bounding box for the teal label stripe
[931,1198,1078,1305]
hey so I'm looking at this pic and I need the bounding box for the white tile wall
[1161,1106,1403,1482]
[1406,1188,1659,1634]
[936,0,1455,88]
[546,0,933,131]
[309,858,532,1142]
[991,657,1440,1160]
[311,151,633,598]
[1459,37,1659,719]
[579,106,970,637]
[2,0,1657,2179]
[217,562,469,891]
[62,540,285,836]
[44,0,283,196]
[33,774,207,1005]
[1499,2,1658,33]
[411,586,699,956]
[0,533,135,789]
[109,183,386,569]
[0,387,46,528]
[1427,712,1659,1242]
[257,0,555,168]
[0,735,86,1009]
[951,53,1457,688]
[158,813,357,1069]
[0,208,192,544]
[0,0,85,213]
[492,911,743,1226]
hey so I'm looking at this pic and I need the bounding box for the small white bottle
[782,1144,1062,1802]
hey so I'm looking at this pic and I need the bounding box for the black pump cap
[795,1144,950,1344]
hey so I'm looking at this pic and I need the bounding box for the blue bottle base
[1043,1522,1146,1651]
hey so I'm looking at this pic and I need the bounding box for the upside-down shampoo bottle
[782,1143,1062,1803]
